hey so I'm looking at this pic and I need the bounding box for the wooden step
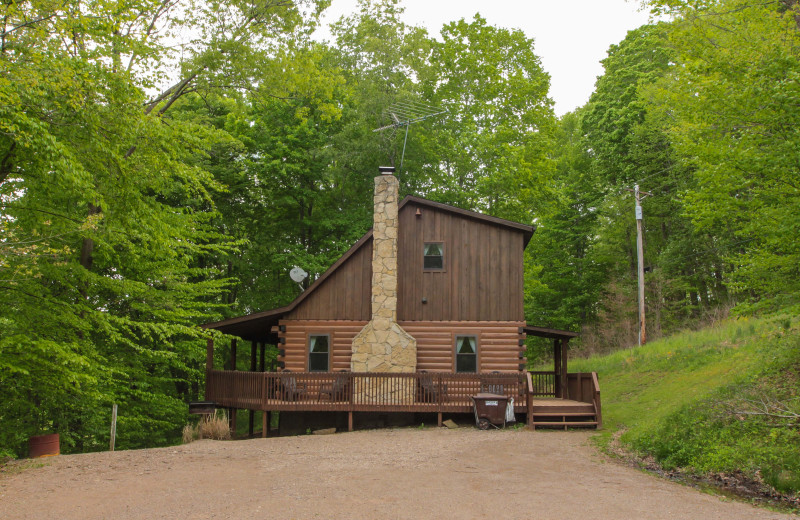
[531,412,597,417]
[531,405,595,414]
[532,421,598,427]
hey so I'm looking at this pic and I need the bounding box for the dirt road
[0,428,791,519]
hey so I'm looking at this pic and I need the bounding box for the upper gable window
[424,242,444,271]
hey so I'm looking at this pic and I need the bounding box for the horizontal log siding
[278,320,366,372]
[278,320,526,372]
[286,239,372,321]
[397,202,525,322]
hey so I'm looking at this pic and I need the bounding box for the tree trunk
[79,203,102,270]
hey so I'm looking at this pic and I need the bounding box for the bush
[181,411,231,443]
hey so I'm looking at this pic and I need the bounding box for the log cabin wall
[396,202,525,322]
[278,320,526,373]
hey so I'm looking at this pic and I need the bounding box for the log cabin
[201,167,601,434]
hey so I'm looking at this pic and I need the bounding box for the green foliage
[5,0,798,462]
[415,14,556,221]
[0,0,325,456]
[577,21,731,348]
[646,0,800,305]
[571,314,800,494]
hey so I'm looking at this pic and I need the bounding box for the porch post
[553,339,561,398]
[206,338,214,371]
[259,342,266,372]
[229,409,237,438]
[561,339,569,400]
[262,411,269,438]
[229,338,237,437]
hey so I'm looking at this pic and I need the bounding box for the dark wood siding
[285,239,372,321]
[278,320,526,373]
[397,202,525,322]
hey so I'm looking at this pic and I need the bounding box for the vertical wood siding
[397,202,525,322]
[278,320,526,373]
[286,239,373,321]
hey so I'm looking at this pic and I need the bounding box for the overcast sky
[317,0,652,116]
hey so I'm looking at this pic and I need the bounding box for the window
[424,242,444,270]
[308,335,330,372]
[455,336,477,373]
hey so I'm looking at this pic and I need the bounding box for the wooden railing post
[436,373,443,426]
[560,339,569,399]
[592,372,602,429]
[526,371,533,428]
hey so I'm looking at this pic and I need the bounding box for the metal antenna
[373,100,446,172]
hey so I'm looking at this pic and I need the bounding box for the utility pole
[625,184,651,347]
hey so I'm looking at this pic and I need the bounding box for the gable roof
[203,195,536,340]
[402,196,535,246]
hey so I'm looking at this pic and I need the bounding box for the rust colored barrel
[29,433,60,458]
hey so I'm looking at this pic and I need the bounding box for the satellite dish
[289,266,308,284]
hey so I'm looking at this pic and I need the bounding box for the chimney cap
[378,166,395,175]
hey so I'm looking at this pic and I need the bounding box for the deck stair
[526,372,602,430]
[529,399,598,430]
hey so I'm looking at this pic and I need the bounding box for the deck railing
[566,372,602,428]
[528,371,556,396]
[206,370,528,413]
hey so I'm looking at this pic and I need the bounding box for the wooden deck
[204,370,601,431]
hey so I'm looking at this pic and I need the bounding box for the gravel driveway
[0,428,791,519]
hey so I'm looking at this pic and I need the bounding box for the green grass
[570,313,800,495]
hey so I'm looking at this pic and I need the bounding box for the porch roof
[522,325,579,340]
[201,306,288,342]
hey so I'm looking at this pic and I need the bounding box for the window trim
[454,334,479,373]
[423,241,446,272]
[307,333,331,372]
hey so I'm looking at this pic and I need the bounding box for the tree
[414,14,556,223]
[576,22,731,347]
[524,111,608,335]
[645,0,800,306]
[0,0,327,456]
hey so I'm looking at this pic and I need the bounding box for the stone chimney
[351,168,417,375]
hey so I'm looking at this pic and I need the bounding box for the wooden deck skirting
[205,370,601,429]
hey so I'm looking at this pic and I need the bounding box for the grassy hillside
[570,313,800,496]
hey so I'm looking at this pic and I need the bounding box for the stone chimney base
[351,318,416,373]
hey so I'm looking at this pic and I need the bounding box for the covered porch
[204,369,601,434]
[200,314,600,434]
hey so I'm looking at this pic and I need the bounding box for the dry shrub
[181,410,231,443]
[199,410,231,440]
[182,424,196,444]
